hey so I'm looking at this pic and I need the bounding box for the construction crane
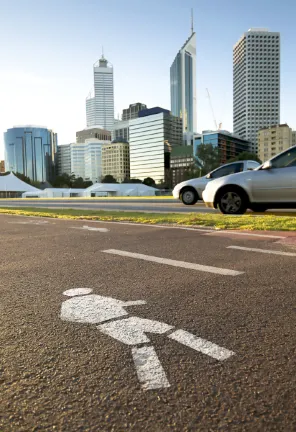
[206,88,218,130]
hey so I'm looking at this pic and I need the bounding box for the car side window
[211,163,244,179]
[271,147,296,169]
[247,161,259,170]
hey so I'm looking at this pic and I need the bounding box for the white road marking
[168,330,234,361]
[60,290,236,391]
[132,346,170,390]
[103,249,244,276]
[63,288,93,296]
[98,317,173,345]
[207,231,285,239]
[8,220,50,225]
[71,225,109,232]
[61,292,146,324]
[227,245,296,257]
[61,295,146,324]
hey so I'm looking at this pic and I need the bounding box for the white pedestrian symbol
[61,288,235,390]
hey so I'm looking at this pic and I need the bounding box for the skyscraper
[86,55,114,131]
[233,28,280,153]
[170,31,197,135]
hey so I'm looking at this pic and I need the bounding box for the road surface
[1,214,295,431]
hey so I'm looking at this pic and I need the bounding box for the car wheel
[249,204,267,213]
[180,187,198,205]
[217,187,248,215]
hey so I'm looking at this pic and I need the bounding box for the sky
[0,0,295,159]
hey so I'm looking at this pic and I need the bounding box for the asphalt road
[0,198,218,213]
[1,215,296,431]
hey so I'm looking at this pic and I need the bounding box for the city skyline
[1,0,296,160]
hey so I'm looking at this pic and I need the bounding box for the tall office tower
[233,28,280,153]
[122,103,147,121]
[86,55,114,130]
[129,107,183,184]
[170,30,197,135]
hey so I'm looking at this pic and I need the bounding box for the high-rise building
[194,130,250,165]
[86,55,114,130]
[84,140,105,184]
[0,160,5,173]
[122,103,147,121]
[57,144,71,176]
[57,139,111,183]
[258,124,293,162]
[70,143,86,179]
[170,31,197,134]
[4,126,57,182]
[112,120,130,142]
[102,140,130,183]
[76,127,111,143]
[233,28,280,153]
[129,107,183,184]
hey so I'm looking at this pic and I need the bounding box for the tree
[183,164,202,181]
[228,152,262,164]
[14,172,32,185]
[195,144,221,176]
[83,180,93,188]
[143,177,156,187]
[129,179,142,184]
[101,174,118,183]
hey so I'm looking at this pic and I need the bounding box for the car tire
[180,187,198,205]
[249,204,267,213]
[217,187,248,215]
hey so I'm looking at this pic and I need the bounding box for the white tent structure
[0,173,39,198]
[21,182,158,198]
[84,183,157,197]
[23,188,85,198]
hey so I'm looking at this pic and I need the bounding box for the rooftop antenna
[102,46,104,58]
[191,8,194,34]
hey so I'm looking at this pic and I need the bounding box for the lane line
[131,346,171,390]
[168,330,235,361]
[206,231,285,239]
[227,245,296,257]
[103,249,244,276]
[70,225,109,232]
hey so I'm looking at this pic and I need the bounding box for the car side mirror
[262,160,273,170]
[205,173,211,179]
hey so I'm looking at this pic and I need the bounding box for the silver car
[202,145,296,214]
[173,160,260,205]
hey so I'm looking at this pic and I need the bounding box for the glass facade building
[4,126,57,182]
[194,130,250,165]
[170,32,196,134]
[129,109,183,184]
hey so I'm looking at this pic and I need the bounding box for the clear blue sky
[0,0,295,158]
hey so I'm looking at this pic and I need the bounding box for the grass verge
[0,207,296,231]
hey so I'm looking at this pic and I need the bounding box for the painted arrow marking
[60,289,235,391]
[71,225,109,232]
